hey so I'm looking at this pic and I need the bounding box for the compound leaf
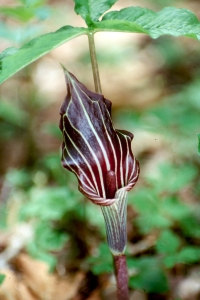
[74,0,117,26]
[95,6,200,39]
[0,26,87,83]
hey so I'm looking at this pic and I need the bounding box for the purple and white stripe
[59,69,139,206]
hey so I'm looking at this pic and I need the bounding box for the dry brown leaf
[52,272,85,300]
[86,290,102,300]
[16,253,55,299]
[130,290,147,300]
[16,282,37,300]
[16,253,84,300]
[0,254,85,300]
[0,269,18,300]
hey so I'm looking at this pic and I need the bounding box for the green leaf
[130,190,172,234]
[87,243,113,275]
[163,255,178,268]
[198,134,200,154]
[86,202,105,235]
[177,246,200,264]
[128,257,169,293]
[0,100,28,126]
[0,6,36,22]
[145,163,198,194]
[156,230,181,255]
[0,22,42,45]
[0,1,50,22]
[95,7,200,39]
[19,0,46,6]
[130,190,158,214]
[161,197,191,223]
[27,242,57,271]
[0,205,7,229]
[0,26,87,83]
[34,222,69,251]
[136,214,171,234]
[163,246,200,268]
[180,214,200,238]
[0,5,50,23]
[6,169,32,188]
[20,187,79,221]
[74,0,117,25]
[0,274,6,285]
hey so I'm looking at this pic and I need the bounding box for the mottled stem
[113,254,129,300]
[87,32,102,94]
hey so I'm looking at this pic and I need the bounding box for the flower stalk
[114,254,129,300]
[87,32,131,299]
[87,32,102,94]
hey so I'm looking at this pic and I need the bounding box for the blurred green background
[0,0,200,299]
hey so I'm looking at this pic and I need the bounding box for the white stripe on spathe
[65,98,106,198]
[125,136,130,185]
[62,146,96,194]
[63,142,116,205]
[74,87,111,171]
[62,116,101,196]
[68,75,111,198]
[70,73,111,169]
[116,133,124,187]
[61,70,139,206]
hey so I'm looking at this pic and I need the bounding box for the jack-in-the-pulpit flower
[59,68,140,254]
[59,69,139,207]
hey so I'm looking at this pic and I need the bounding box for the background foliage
[0,0,200,299]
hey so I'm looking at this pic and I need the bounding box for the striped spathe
[59,69,139,206]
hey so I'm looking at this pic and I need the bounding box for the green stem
[87,32,102,94]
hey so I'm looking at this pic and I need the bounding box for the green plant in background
[0,0,51,45]
[1,0,200,299]
[198,134,200,154]
[0,274,5,286]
